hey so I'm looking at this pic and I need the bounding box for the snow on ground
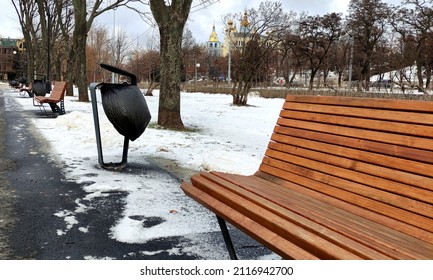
[12,87,284,259]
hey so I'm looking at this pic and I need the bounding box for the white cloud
[330,0,350,15]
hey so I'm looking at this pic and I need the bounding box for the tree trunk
[425,68,431,90]
[75,35,89,101]
[73,1,89,102]
[308,68,318,91]
[232,80,250,106]
[150,0,192,129]
[416,61,425,92]
[158,29,184,128]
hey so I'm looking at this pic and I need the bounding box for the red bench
[181,94,433,259]
[33,81,67,116]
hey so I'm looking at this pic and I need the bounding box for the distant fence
[181,83,433,101]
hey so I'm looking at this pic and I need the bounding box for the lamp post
[13,50,19,78]
[195,61,200,91]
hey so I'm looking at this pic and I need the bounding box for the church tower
[239,10,250,34]
[207,23,222,57]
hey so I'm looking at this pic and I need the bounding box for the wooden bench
[181,94,433,260]
[33,81,67,116]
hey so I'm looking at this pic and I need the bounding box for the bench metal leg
[48,102,65,115]
[216,215,238,260]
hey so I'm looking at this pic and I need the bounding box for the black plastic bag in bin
[100,83,151,141]
[32,79,46,96]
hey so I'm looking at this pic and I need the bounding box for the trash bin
[32,79,46,96]
[90,63,151,170]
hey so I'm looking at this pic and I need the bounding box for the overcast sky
[1,0,402,46]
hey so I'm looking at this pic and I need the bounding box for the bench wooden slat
[277,117,433,151]
[271,132,433,178]
[285,94,433,112]
[267,139,433,194]
[280,110,433,138]
[209,172,433,259]
[274,126,433,164]
[282,102,433,125]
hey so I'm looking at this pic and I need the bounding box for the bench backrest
[256,95,433,244]
[49,81,67,100]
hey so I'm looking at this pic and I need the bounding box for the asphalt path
[0,84,270,260]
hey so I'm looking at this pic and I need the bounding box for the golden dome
[209,24,219,42]
[240,11,249,27]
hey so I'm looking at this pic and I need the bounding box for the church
[201,11,254,82]
[206,10,253,58]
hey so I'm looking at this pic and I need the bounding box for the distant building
[0,37,23,81]
[206,10,253,58]
[203,11,255,81]
[222,11,253,57]
[207,23,222,58]
[0,38,25,81]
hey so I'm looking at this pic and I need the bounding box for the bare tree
[12,0,69,85]
[347,0,391,91]
[11,0,40,81]
[392,0,433,92]
[293,12,343,90]
[71,0,133,102]
[53,0,75,96]
[13,0,132,100]
[226,1,293,105]
[111,26,132,68]
[280,31,308,87]
[87,24,111,82]
[329,34,351,88]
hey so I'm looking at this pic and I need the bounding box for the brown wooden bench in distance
[33,81,67,116]
[181,94,433,260]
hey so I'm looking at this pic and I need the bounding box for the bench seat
[181,94,433,260]
[33,81,67,116]
[183,172,433,259]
